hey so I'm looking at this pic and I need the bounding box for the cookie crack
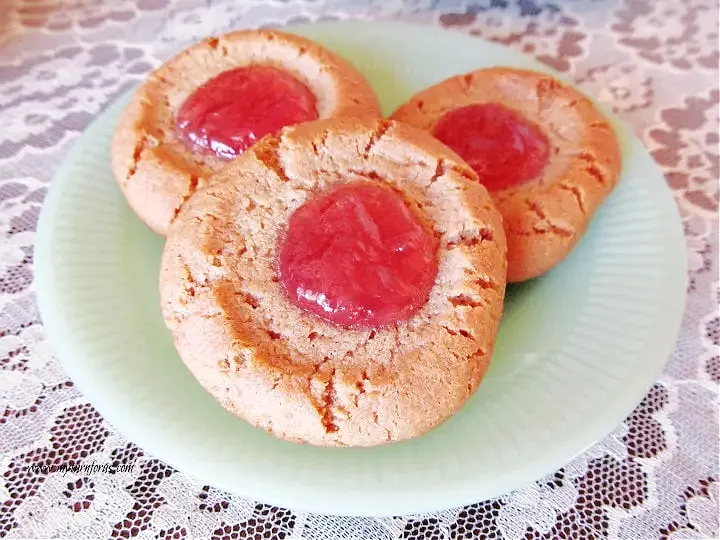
[525,198,545,219]
[363,119,392,158]
[427,159,475,186]
[458,329,475,341]
[463,267,501,295]
[473,273,496,290]
[320,369,338,434]
[466,347,488,392]
[311,130,330,158]
[353,368,369,407]
[575,151,609,186]
[172,174,200,221]
[585,163,607,186]
[535,77,562,114]
[254,137,292,183]
[442,325,477,342]
[451,346,487,363]
[152,74,172,86]
[235,291,260,309]
[452,165,477,183]
[353,369,370,408]
[230,352,247,372]
[461,73,475,93]
[173,261,217,324]
[447,227,494,249]
[565,98,580,109]
[386,327,402,365]
[126,134,149,182]
[442,325,458,336]
[473,346,488,359]
[524,200,574,236]
[180,262,202,300]
[347,168,384,182]
[430,159,445,184]
[356,369,369,393]
[558,183,588,215]
[448,294,483,309]
[532,226,574,237]
[575,151,595,163]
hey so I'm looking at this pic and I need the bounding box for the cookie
[391,67,622,282]
[160,116,507,447]
[111,29,381,236]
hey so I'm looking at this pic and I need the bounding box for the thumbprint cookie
[391,67,622,282]
[111,29,380,236]
[159,116,507,447]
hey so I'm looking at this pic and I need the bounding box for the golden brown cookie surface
[391,67,622,282]
[159,116,507,447]
[111,29,381,236]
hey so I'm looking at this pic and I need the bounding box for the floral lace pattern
[1,0,718,538]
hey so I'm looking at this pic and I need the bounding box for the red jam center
[278,183,439,328]
[432,103,550,192]
[176,66,318,159]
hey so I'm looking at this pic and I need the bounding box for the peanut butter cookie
[160,116,507,447]
[391,67,622,282]
[112,29,380,236]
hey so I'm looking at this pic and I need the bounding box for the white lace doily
[0,0,718,538]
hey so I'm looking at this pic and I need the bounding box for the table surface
[0,0,718,538]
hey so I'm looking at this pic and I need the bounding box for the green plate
[35,21,687,516]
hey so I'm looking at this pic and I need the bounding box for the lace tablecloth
[1,0,718,538]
